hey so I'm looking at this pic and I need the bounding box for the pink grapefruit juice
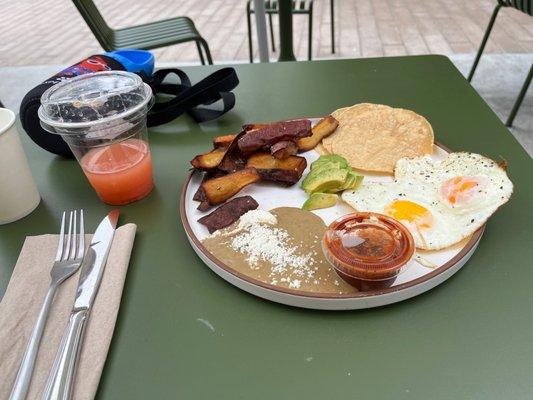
[80,138,153,205]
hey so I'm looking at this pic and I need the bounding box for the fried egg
[342,152,513,250]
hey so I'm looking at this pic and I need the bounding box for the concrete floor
[453,54,532,156]
[0,0,533,66]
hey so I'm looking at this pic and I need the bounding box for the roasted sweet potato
[194,170,228,210]
[271,140,298,159]
[198,196,259,233]
[213,134,236,148]
[218,131,247,173]
[297,116,339,151]
[190,147,227,170]
[238,119,312,155]
[201,168,260,205]
[242,123,269,132]
[246,153,307,186]
[193,183,207,202]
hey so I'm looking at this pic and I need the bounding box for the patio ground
[1,0,533,65]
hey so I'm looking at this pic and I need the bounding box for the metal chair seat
[72,0,212,65]
[114,17,201,48]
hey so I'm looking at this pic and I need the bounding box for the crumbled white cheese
[210,209,324,290]
[237,209,277,229]
[210,209,277,238]
[289,279,301,289]
[230,223,314,276]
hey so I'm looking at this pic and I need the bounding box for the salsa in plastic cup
[38,71,154,205]
[322,212,415,290]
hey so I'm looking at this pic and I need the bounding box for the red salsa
[322,212,414,288]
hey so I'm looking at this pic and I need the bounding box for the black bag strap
[146,67,239,127]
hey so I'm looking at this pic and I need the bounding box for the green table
[2,56,532,399]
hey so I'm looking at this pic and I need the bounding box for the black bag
[20,56,239,157]
[147,67,239,127]
[20,55,125,157]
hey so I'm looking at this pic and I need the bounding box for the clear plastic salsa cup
[38,71,154,205]
[322,212,415,290]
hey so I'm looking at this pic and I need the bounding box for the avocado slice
[324,172,357,192]
[302,193,338,210]
[338,171,364,191]
[302,168,349,194]
[311,154,349,171]
[306,161,343,179]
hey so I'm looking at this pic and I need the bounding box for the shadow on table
[147,113,246,146]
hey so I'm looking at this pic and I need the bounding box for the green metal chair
[71,0,213,65]
[246,0,335,62]
[468,0,532,127]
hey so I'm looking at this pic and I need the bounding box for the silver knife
[41,210,119,400]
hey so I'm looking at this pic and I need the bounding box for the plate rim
[179,141,485,300]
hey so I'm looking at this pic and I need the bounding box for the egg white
[342,152,513,250]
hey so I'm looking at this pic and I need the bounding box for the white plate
[180,123,484,310]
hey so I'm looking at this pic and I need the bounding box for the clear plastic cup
[38,71,154,205]
[322,212,415,290]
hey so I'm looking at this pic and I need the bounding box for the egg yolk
[384,200,433,229]
[440,176,480,205]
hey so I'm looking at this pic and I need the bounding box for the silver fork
[10,210,86,400]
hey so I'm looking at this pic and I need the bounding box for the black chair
[468,0,532,127]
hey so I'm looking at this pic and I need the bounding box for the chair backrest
[71,0,114,50]
[498,0,532,15]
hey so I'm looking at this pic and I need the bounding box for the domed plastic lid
[323,212,415,281]
[38,71,152,132]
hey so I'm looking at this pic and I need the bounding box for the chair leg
[330,0,335,53]
[199,38,213,65]
[268,13,276,52]
[196,41,206,65]
[506,63,533,127]
[247,3,254,63]
[468,4,502,82]
[308,4,313,61]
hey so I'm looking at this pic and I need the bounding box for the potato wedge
[201,168,260,205]
[297,115,339,151]
[190,148,227,170]
[213,134,236,148]
[193,170,227,211]
[246,153,307,186]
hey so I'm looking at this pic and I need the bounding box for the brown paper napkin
[0,223,136,400]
